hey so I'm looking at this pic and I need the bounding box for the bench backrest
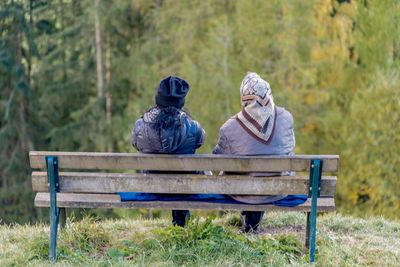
[30,151,339,197]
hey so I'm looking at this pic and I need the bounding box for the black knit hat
[155,76,189,109]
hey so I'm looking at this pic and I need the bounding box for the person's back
[214,106,294,156]
[213,72,295,232]
[132,76,205,226]
[133,106,204,155]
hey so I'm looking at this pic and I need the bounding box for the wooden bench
[29,151,339,263]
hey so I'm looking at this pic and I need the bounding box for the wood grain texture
[34,193,335,212]
[29,151,339,172]
[31,172,336,196]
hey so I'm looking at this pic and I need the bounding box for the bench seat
[34,192,335,212]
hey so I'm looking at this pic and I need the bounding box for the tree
[0,0,37,223]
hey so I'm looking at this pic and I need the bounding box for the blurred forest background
[0,0,399,224]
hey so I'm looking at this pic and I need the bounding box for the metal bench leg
[46,156,60,263]
[307,159,323,263]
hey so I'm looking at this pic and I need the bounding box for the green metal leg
[50,207,59,263]
[308,159,323,263]
[46,156,60,263]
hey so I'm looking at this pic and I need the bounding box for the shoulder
[276,106,294,125]
[133,117,144,130]
[220,116,238,134]
[182,111,201,128]
[182,111,205,136]
[142,107,160,123]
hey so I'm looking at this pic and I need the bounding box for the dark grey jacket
[132,107,205,154]
[213,106,295,203]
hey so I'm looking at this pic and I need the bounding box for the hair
[143,105,192,117]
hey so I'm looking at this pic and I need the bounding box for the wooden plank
[32,172,337,196]
[29,151,339,172]
[34,193,335,212]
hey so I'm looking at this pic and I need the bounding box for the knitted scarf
[236,72,276,144]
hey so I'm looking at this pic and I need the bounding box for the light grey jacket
[213,106,295,204]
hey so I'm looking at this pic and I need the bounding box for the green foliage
[0,0,38,223]
[334,0,400,218]
[340,70,400,218]
[1,0,400,223]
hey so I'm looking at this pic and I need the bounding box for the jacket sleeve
[286,112,295,154]
[280,109,295,155]
[131,119,142,151]
[212,128,231,154]
[194,120,206,149]
[283,112,295,176]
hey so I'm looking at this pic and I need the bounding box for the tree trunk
[16,30,34,152]
[94,0,104,100]
[105,38,113,152]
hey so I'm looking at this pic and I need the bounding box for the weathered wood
[29,151,339,172]
[32,172,337,196]
[34,193,336,212]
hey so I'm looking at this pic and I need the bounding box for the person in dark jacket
[131,76,205,227]
[213,72,295,233]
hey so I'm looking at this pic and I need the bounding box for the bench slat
[34,193,335,212]
[29,151,339,172]
[32,172,337,196]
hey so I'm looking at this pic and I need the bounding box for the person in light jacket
[213,72,295,233]
[132,76,205,227]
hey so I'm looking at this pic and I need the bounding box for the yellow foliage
[301,122,317,134]
[305,93,316,105]
[338,2,357,18]
[310,46,325,61]
[311,0,356,64]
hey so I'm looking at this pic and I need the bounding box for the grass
[0,212,399,266]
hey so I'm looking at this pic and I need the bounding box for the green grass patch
[141,218,303,265]
[1,212,399,266]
